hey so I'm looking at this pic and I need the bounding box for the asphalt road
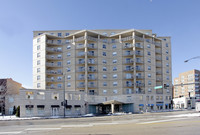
[0,110,200,135]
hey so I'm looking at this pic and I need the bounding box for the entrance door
[52,107,59,116]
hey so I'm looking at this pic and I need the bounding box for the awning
[66,105,72,108]
[156,104,163,106]
[165,103,169,106]
[102,100,124,105]
[139,104,144,106]
[51,105,60,107]
[25,105,34,108]
[37,105,45,108]
[148,104,154,106]
[74,105,81,107]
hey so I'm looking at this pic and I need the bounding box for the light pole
[184,56,200,63]
[63,74,66,118]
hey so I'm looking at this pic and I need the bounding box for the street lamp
[63,74,66,118]
[184,56,200,63]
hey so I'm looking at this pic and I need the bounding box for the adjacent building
[33,29,172,114]
[173,69,200,109]
[0,78,22,115]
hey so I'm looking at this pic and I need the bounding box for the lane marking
[25,128,61,131]
[137,118,188,125]
[61,125,93,128]
[0,131,22,134]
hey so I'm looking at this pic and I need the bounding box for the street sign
[154,86,163,89]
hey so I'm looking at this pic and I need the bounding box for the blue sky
[0,0,200,88]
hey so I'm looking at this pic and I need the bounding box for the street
[0,110,200,135]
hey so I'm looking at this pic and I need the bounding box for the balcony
[88,61,97,65]
[77,77,85,80]
[88,69,97,72]
[76,44,85,49]
[135,52,143,56]
[124,84,134,87]
[46,55,62,60]
[134,35,144,42]
[88,85,97,88]
[135,60,143,64]
[77,53,85,57]
[123,44,133,49]
[124,68,134,72]
[156,78,162,82]
[155,49,162,54]
[46,78,63,82]
[123,60,134,64]
[46,47,62,53]
[46,86,63,90]
[46,40,64,45]
[77,84,85,88]
[136,68,143,72]
[124,76,134,79]
[136,76,144,79]
[134,43,143,49]
[87,44,97,49]
[154,42,162,47]
[156,57,162,61]
[156,71,162,75]
[123,53,134,57]
[87,53,97,57]
[46,70,63,75]
[77,61,85,65]
[88,77,97,80]
[74,36,85,42]
[46,63,62,67]
[121,36,133,42]
[136,83,145,87]
[156,63,162,67]
[77,69,85,72]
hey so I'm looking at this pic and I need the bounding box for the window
[52,92,59,100]
[37,53,40,57]
[65,40,70,43]
[67,67,71,72]
[113,89,118,94]
[148,81,151,85]
[67,60,71,65]
[102,59,107,64]
[148,88,152,92]
[103,67,107,71]
[166,69,169,73]
[103,74,107,79]
[37,38,40,43]
[148,58,151,63]
[103,90,107,94]
[148,74,151,78]
[67,52,71,57]
[147,51,151,56]
[166,63,169,67]
[113,59,117,63]
[156,96,159,100]
[113,74,117,79]
[57,40,61,44]
[103,82,107,86]
[67,83,71,87]
[102,52,106,56]
[26,91,34,99]
[37,45,40,50]
[126,89,132,94]
[37,83,40,88]
[37,68,40,73]
[102,44,106,49]
[112,44,117,49]
[113,52,117,56]
[166,43,168,47]
[113,66,117,71]
[166,56,169,60]
[166,76,169,80]
[37,60,40,65]
[57,61,62,66]
[58,33,62,37]
[37,107,45,115]
[147,44,151,48]
[9,97,14,103]
[151,96,154,100]
[37,75,40,80]
[113,82,118,86]
[67,45,71,49]
[148,66,151,70]
[57,84,62,88]
[166,50,168,54]
[65,33,70,36]
[37,92,45,100]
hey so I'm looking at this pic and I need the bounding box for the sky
[0,0,200,88]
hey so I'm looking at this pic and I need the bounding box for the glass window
[65,33,70,36]
[113,59,117,63]
[37,53,40,57]
[148,66,151,70]
[113,66,117,71]
[166,50,168,54]
[37,75,40,80]
[66,67,71,72]
[37,68,40,73]
[9,97,14,103]
[37,107,44,115]
[113,52,117,56]
[103,82,107,86]
[37,38,40,43]
[57,40,61,44]
[148,81,151,85]
[103,90,107,94]
[37,45,40,50]
[102,52,106,56]
[37,60,40,65]
[148,88,152,92]
[67,52,71,57]
[113,89,118,94]
[57,84,62,88]
[166,43,168,47]
[113,82,118,86]
[166,56,169,60]
[67,45,71,49]
[67,83,71,87]
[147,44,151,48]
[103,67,107,71]
[148,58,151,63]
[58,33,62,37]
[112,44,117,48]
[166,63,169,67]
[147,51,151,56]
[102,59,107,64]
[102,44,106,49]
[67,60,71,65]
[148,74,151,78]
[113,74,117,79]
[103,74,107,79]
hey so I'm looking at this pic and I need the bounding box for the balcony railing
[46,55,62,60]
[76,44,85,49]
[123,44,133,49]
[46,63,62,67]
[136,83,145,87]
[88,69,97,72]
[46,78,63,82]
[156,63,162,67]
[156,57,162,61]
[87,44,97,49]
[123,60,134,64]
[123,53,134,56]
[77,85,85,88]
[135,52,143,56]
[88,77,97,80]
[77,69,85,72]
[46,70,63,75]
[136,76,144,79]
[124,84,134,87]
[156,71,162,75]
[46,47,62,53]
[124,76,134,79]
[87,53,97,57]
[88,85,97,88]
[87,61,97,64]
[155,49,162,54]
[134,43,143,49]
[46,86,63,90]
[77,61,85,64]
[135,60,143,64]
[136,68,143,72]
[154,42,162,47]
[124,68,134,72]
[77,77,85,80]
[156,78,162,81]
[46,40,64,45]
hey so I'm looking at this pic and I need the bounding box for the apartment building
[0,78,22,115]
[173,69,200,108]
[33,29,172,113]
